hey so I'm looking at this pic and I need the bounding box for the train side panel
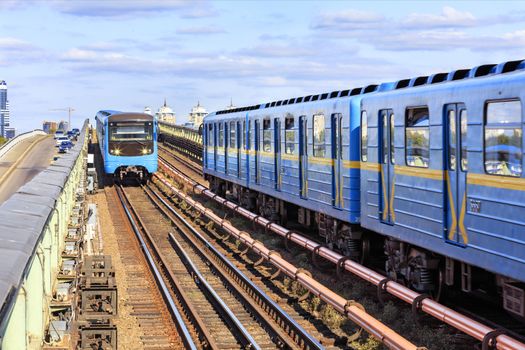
[361,73,525,282]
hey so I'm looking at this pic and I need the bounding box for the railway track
[117,182,326,349]
[160,143,203,176]
[157,148,525,350]
[105,185,192,349]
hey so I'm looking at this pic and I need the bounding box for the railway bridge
[0,119,524,350]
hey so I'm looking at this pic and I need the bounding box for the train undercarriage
[207,174,525,319]
[114,166,150,183]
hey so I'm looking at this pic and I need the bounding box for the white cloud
[176,26,226,35]
[258,76,288,87]
[238,43,314,58]
[372,29,525,52]
[0,37,46,65]
[50,0,213,18]
[402,6,477,29]
[311,9,385,31]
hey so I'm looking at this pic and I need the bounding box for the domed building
[188,101,207,129]
[155,98,176,123]
[225,98,235,111]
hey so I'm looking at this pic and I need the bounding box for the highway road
[0,135,57,205]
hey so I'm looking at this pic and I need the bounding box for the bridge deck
[0,135,56,205]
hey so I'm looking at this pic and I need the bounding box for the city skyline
[1,1,525,132]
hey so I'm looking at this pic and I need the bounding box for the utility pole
[50,107,75,130]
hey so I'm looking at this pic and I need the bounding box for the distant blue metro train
[203,60,525,313]
[95,110,158,181]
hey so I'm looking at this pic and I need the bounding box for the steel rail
[114,185,198,350]
[160,142,203,172]
[159,147,203,175]
[145,183,325,350]
[159,158,525,350]
[169,235,262,350]
[155,172,422,350]
[124,182,285,349]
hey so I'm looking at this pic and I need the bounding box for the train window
[263,119,271,152]
[460,110,467,171]
[405,107,430,168]
[247,120,251,150]
[390,113,395,164]
[329,113,344,160]
[218,123,223,147]
[484,100,522,177]
[313,114,326,157]
[382,111,388,164]
[230,121,236,148]
[207,124,213,146]
[285,115,295,154]
[448,110,456,170]
[109,122,153,141]
[361,111,367,161]
[241,121,245,149]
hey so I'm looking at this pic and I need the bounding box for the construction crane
[50,107,75,130]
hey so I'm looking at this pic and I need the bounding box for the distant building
[0,81,10,138]
[155,99,176,123]
[58,120,69,131]
[187,101,207,129]
[5,128,15,139]
[225,98,236,111]
[144,106,153,116]
[43,121,58,134]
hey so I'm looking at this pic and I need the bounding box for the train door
[379,109,395,224]
[213,123,218,171]
[274,118,282,190]
[331,114,343,208]
[204,123,208,167]
[224,122,228,173]
[255,119,260,183]
[299,116,308,198]
[445,103,468,245]
[237,121,241,177]
[246,119,250,185]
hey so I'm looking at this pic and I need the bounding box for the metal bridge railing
[158,121,203,163]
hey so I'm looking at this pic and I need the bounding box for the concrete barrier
[0,130,47,160]
[0,121,89,349]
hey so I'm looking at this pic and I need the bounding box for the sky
[1,0,525,132]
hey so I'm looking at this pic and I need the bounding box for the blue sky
[1,0,525,132]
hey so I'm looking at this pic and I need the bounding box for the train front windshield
[108,121,154,156]
[109,122,153,141]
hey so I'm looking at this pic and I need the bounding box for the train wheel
[360,236,370,265]
[430,268,444,302]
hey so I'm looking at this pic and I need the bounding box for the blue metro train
[203,60,525,314]
[95,110,158,181]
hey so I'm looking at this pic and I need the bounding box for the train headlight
[141,148,151,155]
[111,148,121,155]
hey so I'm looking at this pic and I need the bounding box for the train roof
[205,59,525,119]
[362,62,525,105]
[96,110,154,122]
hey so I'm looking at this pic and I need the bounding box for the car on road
[66,130,77,140]
[54,130,64,139]
[58,141,73,153]
[71,128,80,136]
[55,136,69,146]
